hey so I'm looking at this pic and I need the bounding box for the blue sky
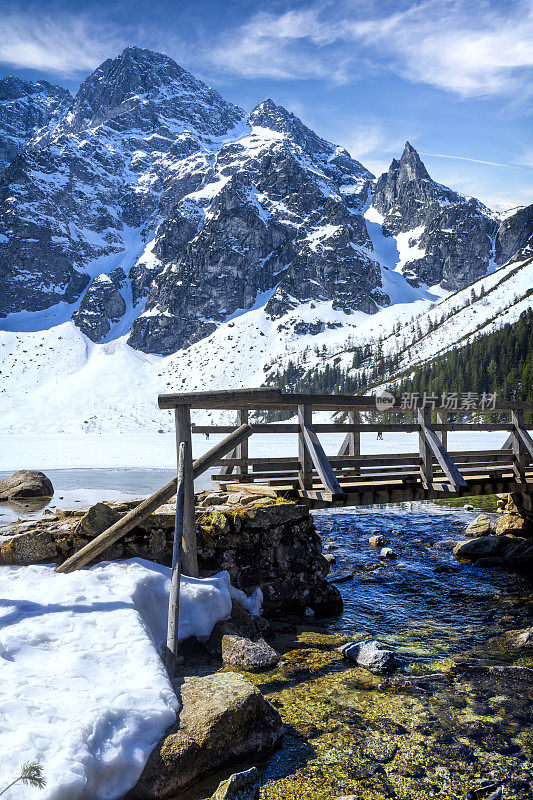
[0,0,531,211]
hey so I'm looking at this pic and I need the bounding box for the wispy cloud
[0,9,130,76]
[1,1,532,101]
[209,0,533,97]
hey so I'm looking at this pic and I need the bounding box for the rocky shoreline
[452,492,533,570]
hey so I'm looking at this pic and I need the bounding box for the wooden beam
[418,406,433,487]
[236,410,249,476]
[165,440,185,677]
[423,425,467,491]
[175,405,198,577]
[55,424,252,574]
[298,404,313,490]
[302,423,344,497]
[436,409,448,448]
[516,426,533,460]
[158,387,281,409]
[512,410,526,480]
[159,388,533,413]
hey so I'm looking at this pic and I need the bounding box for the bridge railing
[158,388,533,492]
[56,388,533,577]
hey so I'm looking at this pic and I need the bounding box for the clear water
[246,503,533,800]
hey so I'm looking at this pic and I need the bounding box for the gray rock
[379,547,396,559]
[324,553,336,564]
[495,204,533,264]
[72,274,127,342]
[338,640,398,674]
[0,469,53,500]
[75,502,121,538]
[463,504,475,511]
[207,603,280,671]
[129,672,282,798]
[464,514,492,537]
[369,535,387,547]
[211,768,260,800]
[373,142,497,290]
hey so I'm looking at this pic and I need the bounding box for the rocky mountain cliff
[0,76,70,170]
[0,47,531,359]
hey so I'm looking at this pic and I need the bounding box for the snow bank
[0,559,256,799]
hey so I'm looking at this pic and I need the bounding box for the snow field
[0,560,259,799]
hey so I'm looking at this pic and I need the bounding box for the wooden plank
[175,405,198,577]
[159,388,533,413]
[55,423,252,574]
[423,425,467,490]
[436,409,448,448]
[158,387,281,409]
[302,423,344,496]
[512,410,526,480]
[192,421,515,434]
[418,407,433,487]
[516,426,533,460]
[298,404,313,490]
[165,441,185,677]
[236,410,249,476]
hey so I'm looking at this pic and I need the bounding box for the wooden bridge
[55,387,533,673]
[159,387,533,507]
[57,387,533,577]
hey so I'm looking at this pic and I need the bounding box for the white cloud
[0,11,129,76]
[208,0,533,97]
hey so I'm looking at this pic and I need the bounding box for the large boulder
[464,514,491,537]
[207,603,280,671]
[453,535,533,570]
[0,470,53,501]
[211,768,260,800]
[454,536,508,560]
[495,514,532,536]
[129,672,282,798]
[0,530,57,565]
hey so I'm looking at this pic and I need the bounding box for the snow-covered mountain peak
[57,46,245,140]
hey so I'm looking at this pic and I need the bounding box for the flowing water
[241,502,533,800]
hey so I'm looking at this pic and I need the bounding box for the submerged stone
[338,640,398,674]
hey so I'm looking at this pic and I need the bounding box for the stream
[243,502,533,800]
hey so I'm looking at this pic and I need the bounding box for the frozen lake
[0,429,516,526]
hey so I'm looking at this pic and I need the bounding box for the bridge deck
[218,469,533,508]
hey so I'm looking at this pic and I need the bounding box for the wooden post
[298,403,313,489]
[512,409,526,481]
[436,409,448,448]
[236,409,249,477]
[348,410,361,456]
[165,441,185,678]
[174,405,199,577]
[349,410,360,475]
[418,406,433,486]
